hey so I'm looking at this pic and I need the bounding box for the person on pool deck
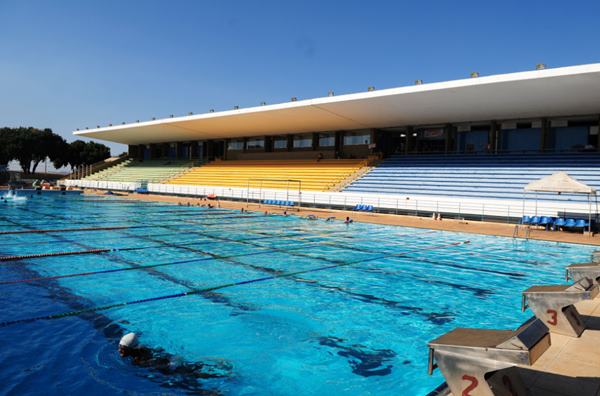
[344,216,353,224]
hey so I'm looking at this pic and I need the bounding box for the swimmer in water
[118,332,231,380]
[344,216,353,224]
[306,214,317,221]
[325,216,336,222]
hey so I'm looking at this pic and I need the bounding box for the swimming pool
[0,194,594,395]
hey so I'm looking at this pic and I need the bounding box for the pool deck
[85,190,600,246]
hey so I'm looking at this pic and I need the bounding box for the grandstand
[167,159,366,191]
[69,63,600,219]
[344,153,600,203]
[84,159,195,183]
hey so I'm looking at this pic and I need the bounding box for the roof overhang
[74,63,600,145]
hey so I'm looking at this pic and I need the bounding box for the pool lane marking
[5,204,473,318]
[0,216,279,247]
[0,240,470,328]
[0,249,295,285]
[10,207,264,313]
[0,211,265,235]
[131,222,496,301]
[0,225,144,235]
[0,228,319,265]
[0,213,270,237]
[0,249,112,262]
[1,207,509,282]
[4,205,479,309]
[0,223,420,282]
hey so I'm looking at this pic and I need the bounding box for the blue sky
[1,0,599,156]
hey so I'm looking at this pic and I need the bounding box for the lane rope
[0,226,138,235]
[0,249,111,262]
[0,240,469,328]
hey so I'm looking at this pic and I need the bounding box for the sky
[1,0,599,160]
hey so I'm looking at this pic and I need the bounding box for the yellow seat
[166,159,366,191]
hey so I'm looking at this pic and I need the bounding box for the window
[343,131,371,146]
[293,134,313,149]
[246,138,264,150]
[227,139,244,151]
[273,136,288,150]
[318,133,335,147]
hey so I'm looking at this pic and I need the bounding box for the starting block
[428,317,550,396]
[522,277,598,337]
[566,262,600,285]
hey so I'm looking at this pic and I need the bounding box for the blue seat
[564,218,577,227]
[553,218,566,230]
[521,215,531,225]
[575,219,589,228]
[342,153,600,205]
[288,201,294,206]
[529,216,541,225]
[554,218,566,227]
[354,204,363,211]
[539,216,554,230]
[366,205,373,211]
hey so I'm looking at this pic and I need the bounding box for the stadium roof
[74,63,600,145]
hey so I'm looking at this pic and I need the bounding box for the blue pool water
[0,194,594,395]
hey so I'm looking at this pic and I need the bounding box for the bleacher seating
[344,153,600,203]
[84,159,195,183]
[166,159,366,191]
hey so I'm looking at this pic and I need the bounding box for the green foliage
[0,127,111,174]
[0,128,10,165]
[57,140,111,169]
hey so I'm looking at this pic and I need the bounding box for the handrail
[63,154,130,180]
[62,179,598,228]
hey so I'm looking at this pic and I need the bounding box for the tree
[31,129,68,174]
[0,128,10,166]
[0,127,69,175]
[79,141,111,165]
[0,127,111,174]
[53,140,111,170]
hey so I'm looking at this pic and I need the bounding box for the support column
[597,115,600,152]
[444,124,449,154]
[406,126,414,154]
[335,131,343,158]
[490,121,499,154]
[540,118,551,152]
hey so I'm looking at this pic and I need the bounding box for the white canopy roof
[74,63,600,145]
[524,172,596,194]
